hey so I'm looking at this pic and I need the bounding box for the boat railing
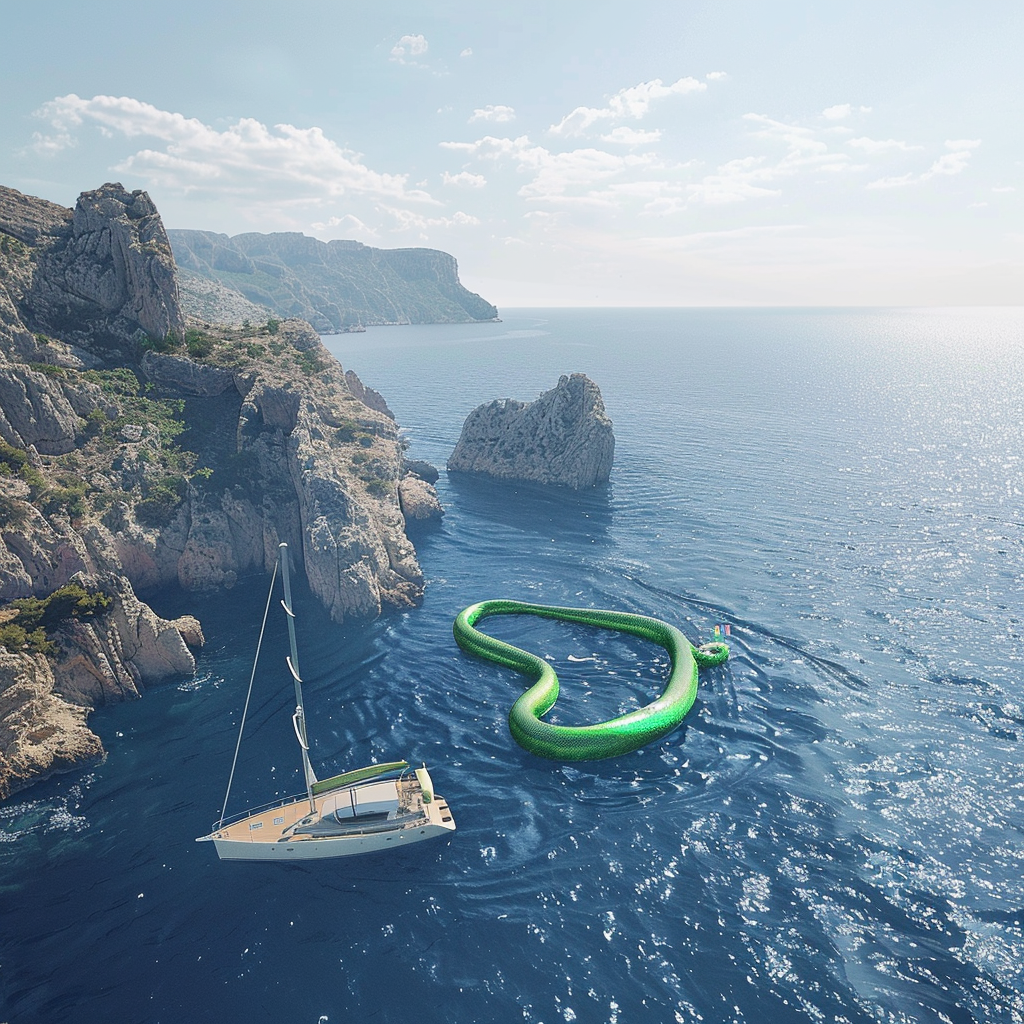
[211,763,416,831]
[211,793,311,830]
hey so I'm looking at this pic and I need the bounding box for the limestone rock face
[140,351,237,397]
[0,185,72,245]
[0,650,102,800]
[0,505,90,598]
[398,473,445,521]
[175,267,274,327]
[0,571,201,799]
[448,373,614,489]
[284,365,425,620]
[0,182,183,359]
[0,363,82,454]
[51,573,198,709]
[345,370,394,420]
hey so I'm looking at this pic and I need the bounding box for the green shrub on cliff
[0,623,54,657]
[0,437,29,475]
[41,477,88,518]
[135,474,186,526]
[0,438,47,498]
[295,350,328,376]
[0,582,113,657]
[0,232,29,257]
[184,328,214,359]
[0,494,29,529]
[140,331,182,354]
[83,367,140,397]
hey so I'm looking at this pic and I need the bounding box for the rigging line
[217,556,280,830]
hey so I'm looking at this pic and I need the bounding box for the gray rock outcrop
[0,649,102,800]
[399,473,445,521]
[448,373,614,489]
[345,369,394,419]
[0,572,201,799]
[175,267,274,327]
[0,182,183,359]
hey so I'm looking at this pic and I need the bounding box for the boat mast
[279,542,317,814]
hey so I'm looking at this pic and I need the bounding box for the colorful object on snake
[453,600,730,761]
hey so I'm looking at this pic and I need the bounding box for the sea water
[1,308,1022,1023]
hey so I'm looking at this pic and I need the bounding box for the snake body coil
[453,600,729,761]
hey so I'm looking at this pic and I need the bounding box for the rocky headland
[169,229,499,332]
[448,373,614,489]
[0,182,444,798]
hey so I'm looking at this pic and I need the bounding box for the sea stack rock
[448,373,614,489]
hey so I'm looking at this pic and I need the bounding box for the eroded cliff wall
[0,183,442,798]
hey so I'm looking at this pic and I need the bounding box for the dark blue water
[2,308,1022,1023]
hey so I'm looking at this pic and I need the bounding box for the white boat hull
[211,817,454,861]
[199,771,455,862]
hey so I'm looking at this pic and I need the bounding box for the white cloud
[680,156,782,207]
[460,48,473,58]
[519,147,655,201]
[442,170,487,188]
[706,71,728,81]
[992,185,1016,193]
[25,129,75,156]
[743,113,851,175]
[309,213,378,238]
[469,105,516,123]
[33,94,436,207]
[549,77,707,136]
[848,136,923,154]
[390,34,428,65]
[822,104,853,120]
[443,104,858,218]
[381,205,480,234]
[867,138,981,189]
[822,104,872,120]
[658,113,856,210]
[440,133,659,206]
[600,126,662,145]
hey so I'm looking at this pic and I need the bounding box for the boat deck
[208,776,453,847]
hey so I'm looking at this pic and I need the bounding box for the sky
[1,1,1021,307]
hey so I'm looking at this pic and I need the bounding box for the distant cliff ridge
[169,229,498,332]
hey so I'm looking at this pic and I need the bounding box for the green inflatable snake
[453,600,729,761]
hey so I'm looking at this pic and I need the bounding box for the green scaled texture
[453,600,729,761]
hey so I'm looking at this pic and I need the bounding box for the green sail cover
[310,761,410,797]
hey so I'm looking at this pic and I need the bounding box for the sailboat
[197,542,455,861]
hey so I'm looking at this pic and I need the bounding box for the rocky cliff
[169,229,498,332]
[448,373,615,489]
[0,183,443,798]
[0,182,183,362]
[0,572,202,799]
